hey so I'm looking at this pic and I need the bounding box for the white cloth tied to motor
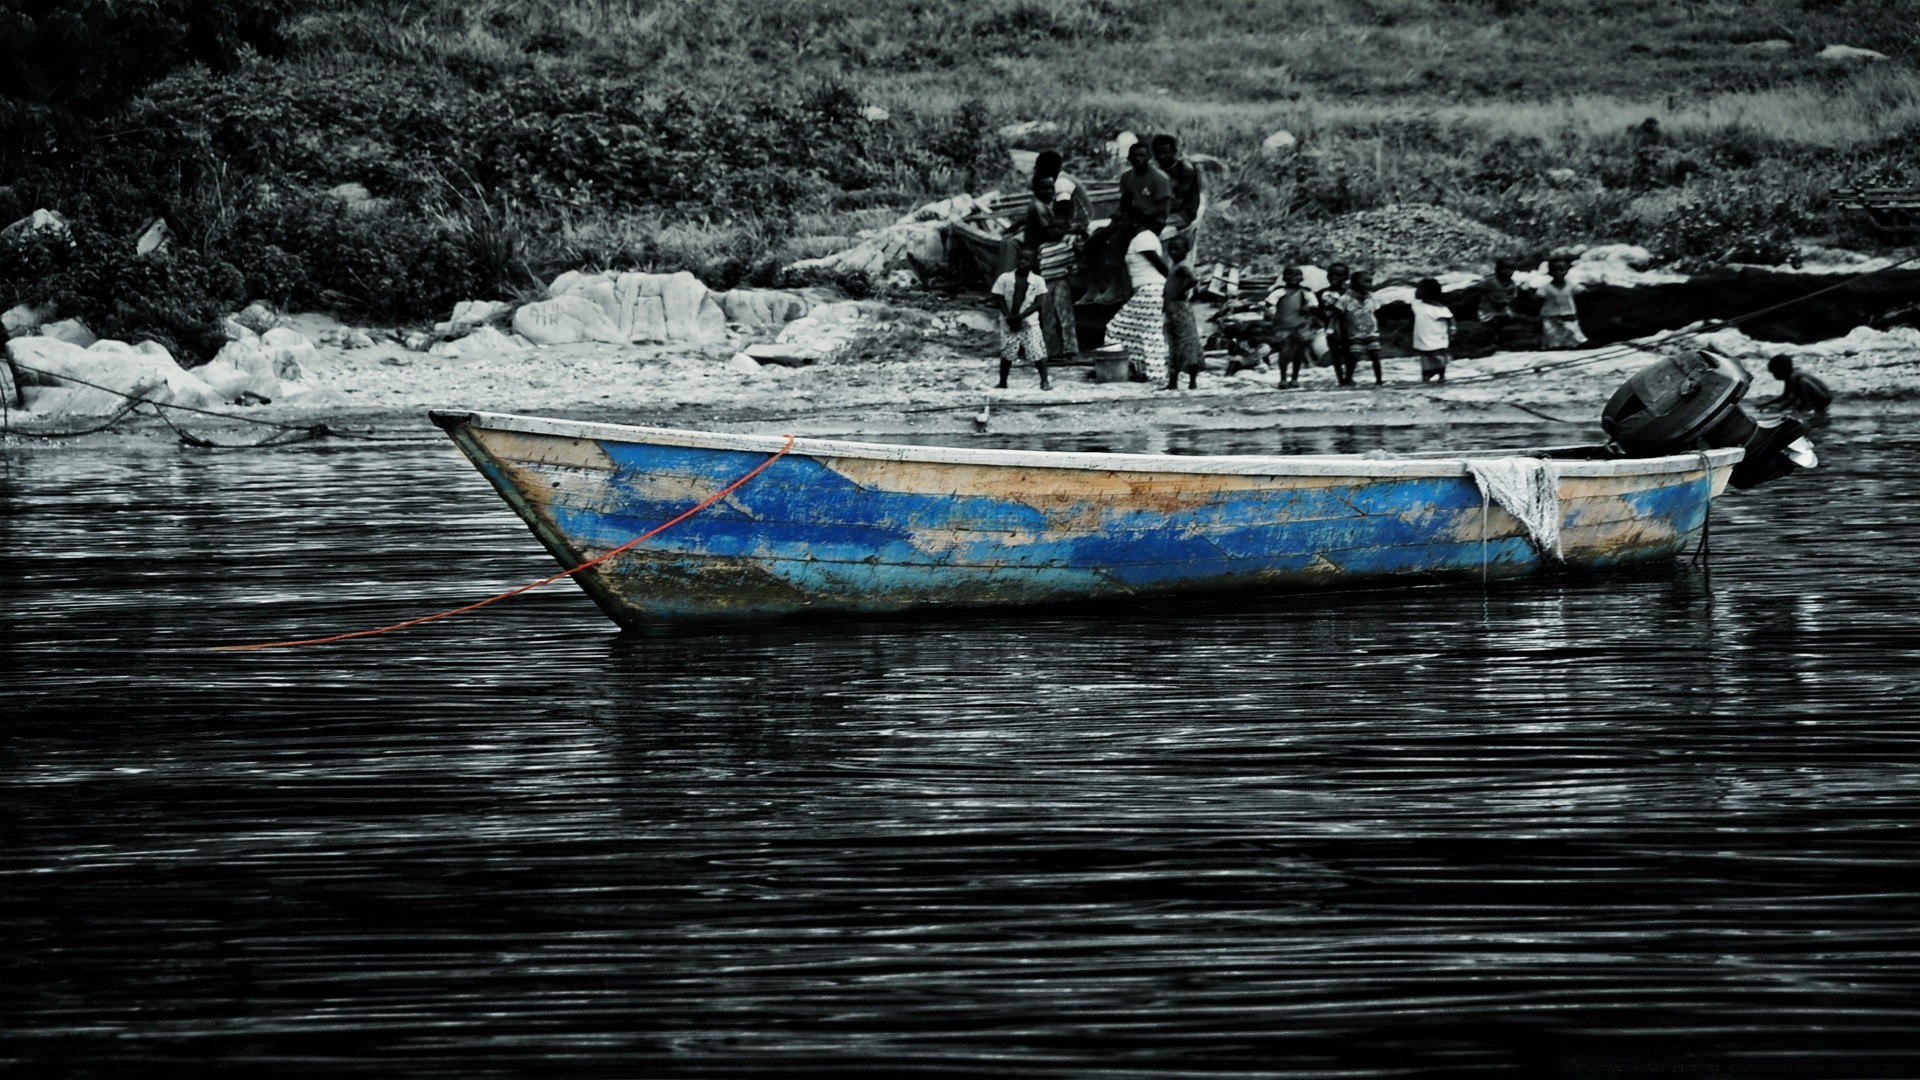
[1465,457,1563,561]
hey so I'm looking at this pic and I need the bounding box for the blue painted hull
[435,413,1739,623]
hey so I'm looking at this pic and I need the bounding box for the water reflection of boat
[432,410,1744,625]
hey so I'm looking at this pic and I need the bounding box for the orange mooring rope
[211,434,796,652]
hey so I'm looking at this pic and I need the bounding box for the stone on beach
[513,293,630,346]
[4,302,55,336]
[233,301,281,334]
[719,288,810,330]
[38,318,97,347]
[530,270,729,345]
[435,299,515,338]
[6,336,225,415]
[431,325,533,358]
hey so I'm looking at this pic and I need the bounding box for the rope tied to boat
[1691,450,1715,590]
[210,433,796,652]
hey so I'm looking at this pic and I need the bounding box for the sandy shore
[6,306,1917,448]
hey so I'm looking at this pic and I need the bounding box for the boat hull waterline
[433,412,1738,623]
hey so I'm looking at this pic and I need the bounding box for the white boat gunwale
[432,411,1744,480]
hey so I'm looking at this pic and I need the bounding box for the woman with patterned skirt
[1104,222,1172,383]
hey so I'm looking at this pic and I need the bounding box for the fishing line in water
[207,434,796,652]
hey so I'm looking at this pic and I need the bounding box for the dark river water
[5,418,1919,1078]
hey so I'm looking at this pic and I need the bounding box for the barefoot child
[1412,278,1454,383]
[1265,267,1317,388]
[1162,234,1205,390]
[1339,270,1383,386]
[1538,258,1587,350]
[992,247,1052,390]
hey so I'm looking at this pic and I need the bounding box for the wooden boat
[431,410,1741,625]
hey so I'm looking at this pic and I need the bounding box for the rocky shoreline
[5,233,1916,450]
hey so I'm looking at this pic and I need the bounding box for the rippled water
[5,419,1919,1077]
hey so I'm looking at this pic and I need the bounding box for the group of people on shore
[992,135,1204,390]
[992,137,1605,392]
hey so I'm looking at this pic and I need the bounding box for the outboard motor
[1601,350,1816,489]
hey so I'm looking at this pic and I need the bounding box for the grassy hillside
[4,0,1917,357]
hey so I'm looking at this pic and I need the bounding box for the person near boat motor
[1477,258,1522,347]
[1020,169,1081,366]
[991,246,1052,390]
[1161,233,1205,391]
[1263,266,1318,388]
[1412,278,1455,383]
[1331,269,1384,386]
[1105,221,1173,383]
[1152,134,1203,232]
[1537,258,1588,350]
[1759,353,1832,414]
[1318,263,1353,386]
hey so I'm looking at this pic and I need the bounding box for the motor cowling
[1601,350,1815,489]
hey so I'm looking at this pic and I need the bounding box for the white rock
[38,318,96,347]
[403,330,435,351]
[222,316,259,342]
[7,336,223,414]
[449,299,513,330]
[197,347,281,403]
[430,325,531,358]
[862,105,890,122]
[743,343,817,368]
[997,120,1060,139]
[1111,130,1139,164]
[1,352,15,407]
[725,352,763,376]
[1741,39,1793,52]
[1008,148,1039,176]
[3,302,55,335]
[233,301,279,334]
[1818,44,1887,62]
[544,270,727,344]
[953,311,998,334]
[134,217,171,257]
[343,329,375,349]
[252,328,314,381]
[0,208,70,244]
[326,182,389,215]
[1261,130,1298,154]
[718,288,809,329]
[513,294,627,345]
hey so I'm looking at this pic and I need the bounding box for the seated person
[1758,354,1832,413]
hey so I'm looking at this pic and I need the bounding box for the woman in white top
[1103,223,1173,382]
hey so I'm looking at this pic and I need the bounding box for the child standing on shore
[1538,258,1587,349]
[1319,263,1353,386]
[1411,278,1454,383]
[1337,270,1383,386]
[991,247,1052,390]
[1265,266,1317,388]
[1161,234,1204,390]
